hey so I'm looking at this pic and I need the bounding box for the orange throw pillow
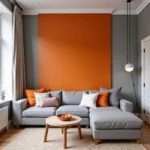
[96,92,110,107]
[25,88,46,107]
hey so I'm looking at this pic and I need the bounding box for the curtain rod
[10,0,23,11]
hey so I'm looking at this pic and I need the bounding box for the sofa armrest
[120,99,133,113]
[13,98,28,125]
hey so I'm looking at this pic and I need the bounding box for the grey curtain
[12,6,26,101]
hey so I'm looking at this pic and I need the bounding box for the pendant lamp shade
[125,63,134,72]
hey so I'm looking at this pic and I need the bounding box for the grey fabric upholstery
[56,105,89,118]
[62,91,88,105]
[100,87,122,108]
[80,118,89,125]
[22,118,89,125]
[13,98,28,124]
[91,129,142,140]
[90,107,143,130]
[22,107,57,118]
[120,99,133,113]
[48,91,62,105]
[22,118,47,125]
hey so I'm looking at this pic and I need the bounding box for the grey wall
[138,3,150,110]
[23,15,139,108]
[23,16,38,89]
[112,15,138,110]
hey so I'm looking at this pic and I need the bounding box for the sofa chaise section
[90,101,143,144]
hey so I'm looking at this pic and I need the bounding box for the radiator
[0,107,8,131]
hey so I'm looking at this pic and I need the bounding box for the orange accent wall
[38,14,111,91]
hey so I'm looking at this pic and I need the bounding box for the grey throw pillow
[48,91,62,106]
[100,87,122,107]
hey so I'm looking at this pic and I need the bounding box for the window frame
[0,13,2,92]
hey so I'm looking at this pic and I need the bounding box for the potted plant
[0,90,6,100]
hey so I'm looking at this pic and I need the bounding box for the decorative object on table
[124,0,137,113]
[0,90,6,100]
[57,114,72,121]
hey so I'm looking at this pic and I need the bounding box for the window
[0,13,2,96]
[0,3,13,100]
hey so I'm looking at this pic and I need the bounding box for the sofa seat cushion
[90,107,143,130]
[56,105,89,118]
[22,107,57,118]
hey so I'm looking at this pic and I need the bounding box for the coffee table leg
[61,128,63,134]
[63,127,67,149]
[77,123,82,139]
[44,124,49,142]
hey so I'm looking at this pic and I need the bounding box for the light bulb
[125,63,134,72]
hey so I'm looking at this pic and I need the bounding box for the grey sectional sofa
[13,90,143,144]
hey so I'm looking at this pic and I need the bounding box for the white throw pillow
[79,93,99,108]
[34,92,49,106]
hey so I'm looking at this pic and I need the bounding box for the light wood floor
[0,123,150,150]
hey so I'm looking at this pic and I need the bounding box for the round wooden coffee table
[43,115,82,149]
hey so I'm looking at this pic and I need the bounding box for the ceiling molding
[22,0,150,16]
[23,8,114,15]
[136,0,150,14]
[112,9,137,15]
[22,8,138,15]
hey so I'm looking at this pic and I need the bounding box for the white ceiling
[16,0,143,9]
[14,0,148,15]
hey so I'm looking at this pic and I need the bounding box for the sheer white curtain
[12,6,26,101]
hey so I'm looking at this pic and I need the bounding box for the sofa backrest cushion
[48,91,62,105]
[62,91,88,105]
[100,87,122,108]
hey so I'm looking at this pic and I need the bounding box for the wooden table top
[46,115,81,127]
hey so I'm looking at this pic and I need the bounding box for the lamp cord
[127,1,131,64]
[131,71,138,113]
[129,2,130,63]
[127,2,129,63]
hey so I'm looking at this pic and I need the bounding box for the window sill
[0,100,12,104]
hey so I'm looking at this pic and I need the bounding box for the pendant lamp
[124,0,138,114]
[125,0,134,72]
